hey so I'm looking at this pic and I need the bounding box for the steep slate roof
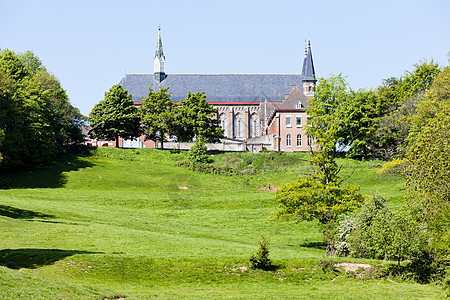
[301,41,316,81]
[119,74,304,103]
[279,86,310,109]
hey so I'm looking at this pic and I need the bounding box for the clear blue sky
[1,0,449,115]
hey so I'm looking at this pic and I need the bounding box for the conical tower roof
[155,27,165,60]
[302,40,315,82]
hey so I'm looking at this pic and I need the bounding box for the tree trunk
[115,135,120,148]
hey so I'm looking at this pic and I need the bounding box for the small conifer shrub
[250,235,273,270]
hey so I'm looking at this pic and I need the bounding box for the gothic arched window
[286,134,291,147]
[234,113,243,138]
[249,113,259,137]
[219,113,227,137]
[297,134,302,146]
[249,116,254,137]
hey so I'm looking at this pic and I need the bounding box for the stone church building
[116,29,317,152]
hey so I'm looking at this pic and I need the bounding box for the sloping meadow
[0,148,442,299]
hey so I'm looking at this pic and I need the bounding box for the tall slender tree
[274,75,364,256]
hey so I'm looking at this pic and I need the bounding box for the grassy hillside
[0,148,442,299]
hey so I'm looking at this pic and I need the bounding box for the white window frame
[297,134,302,147]
[296,115,302,127]
[286,134,291,147]
[286,115,292,128]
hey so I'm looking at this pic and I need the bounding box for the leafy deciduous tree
[405,68,450,257]
[174,91,223,143]
[274,75,364,256]
[0,49,84,168]
[89,84,141,147]
[373,61,441,158]
[139,86,175,149]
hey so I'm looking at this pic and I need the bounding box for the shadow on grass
[0,205,54,219]
[0,248,103,269]
[299,241,327,250]
[0,151,94,189]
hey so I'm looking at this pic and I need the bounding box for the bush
[444,268,450,297]
[318,260,338,273]
[187,137,210,163]
[376,158,409,176]
[250,235,273,271]
[335,215,355,257]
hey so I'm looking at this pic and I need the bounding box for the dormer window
[296,101,303,109]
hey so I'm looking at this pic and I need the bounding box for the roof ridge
[124,74,304,77]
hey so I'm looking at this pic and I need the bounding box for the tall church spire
[154,27,166,83]
[301,40,316,97]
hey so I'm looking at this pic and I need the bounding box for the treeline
[89,85,223,148]
[320,61,442,159]
[0,49,84,169]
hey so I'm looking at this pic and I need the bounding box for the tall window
[296,101,303,109]
[307,135,313,146]
[297,134,302,146]
[296,116,302,127]
[234,113,243,138]
[286,134,291,147]
[219,113,227,137]
[250,114,259,137]
[286,116,291,127]
[222,118,227,137]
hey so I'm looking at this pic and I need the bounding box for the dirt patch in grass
[335,262,372,272]
[258,185,280,192]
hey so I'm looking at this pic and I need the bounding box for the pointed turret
[154,27,166,83]
[301,40,316,97]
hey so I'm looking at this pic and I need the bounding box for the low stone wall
[156,139,246,152]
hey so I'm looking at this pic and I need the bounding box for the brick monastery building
[93,29,317,152]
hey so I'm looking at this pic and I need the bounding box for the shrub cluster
[335,195,449,287]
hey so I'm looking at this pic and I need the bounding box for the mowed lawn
[0,149,443,299]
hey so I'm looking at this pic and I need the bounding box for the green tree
[18,50,47,74]
[337,89,382,157]
[408,66,450,147]
[306,74,348,184]
[174,91,223,142]
[139,86,175,149]
[405,67,450,257]
[89,84,141,147]
[373,61,441,158]
[274,75,364,256]
[0,49,84,168]
[33,70,84,152]
[0,49,29,81]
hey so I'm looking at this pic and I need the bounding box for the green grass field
[0,148,444,299]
